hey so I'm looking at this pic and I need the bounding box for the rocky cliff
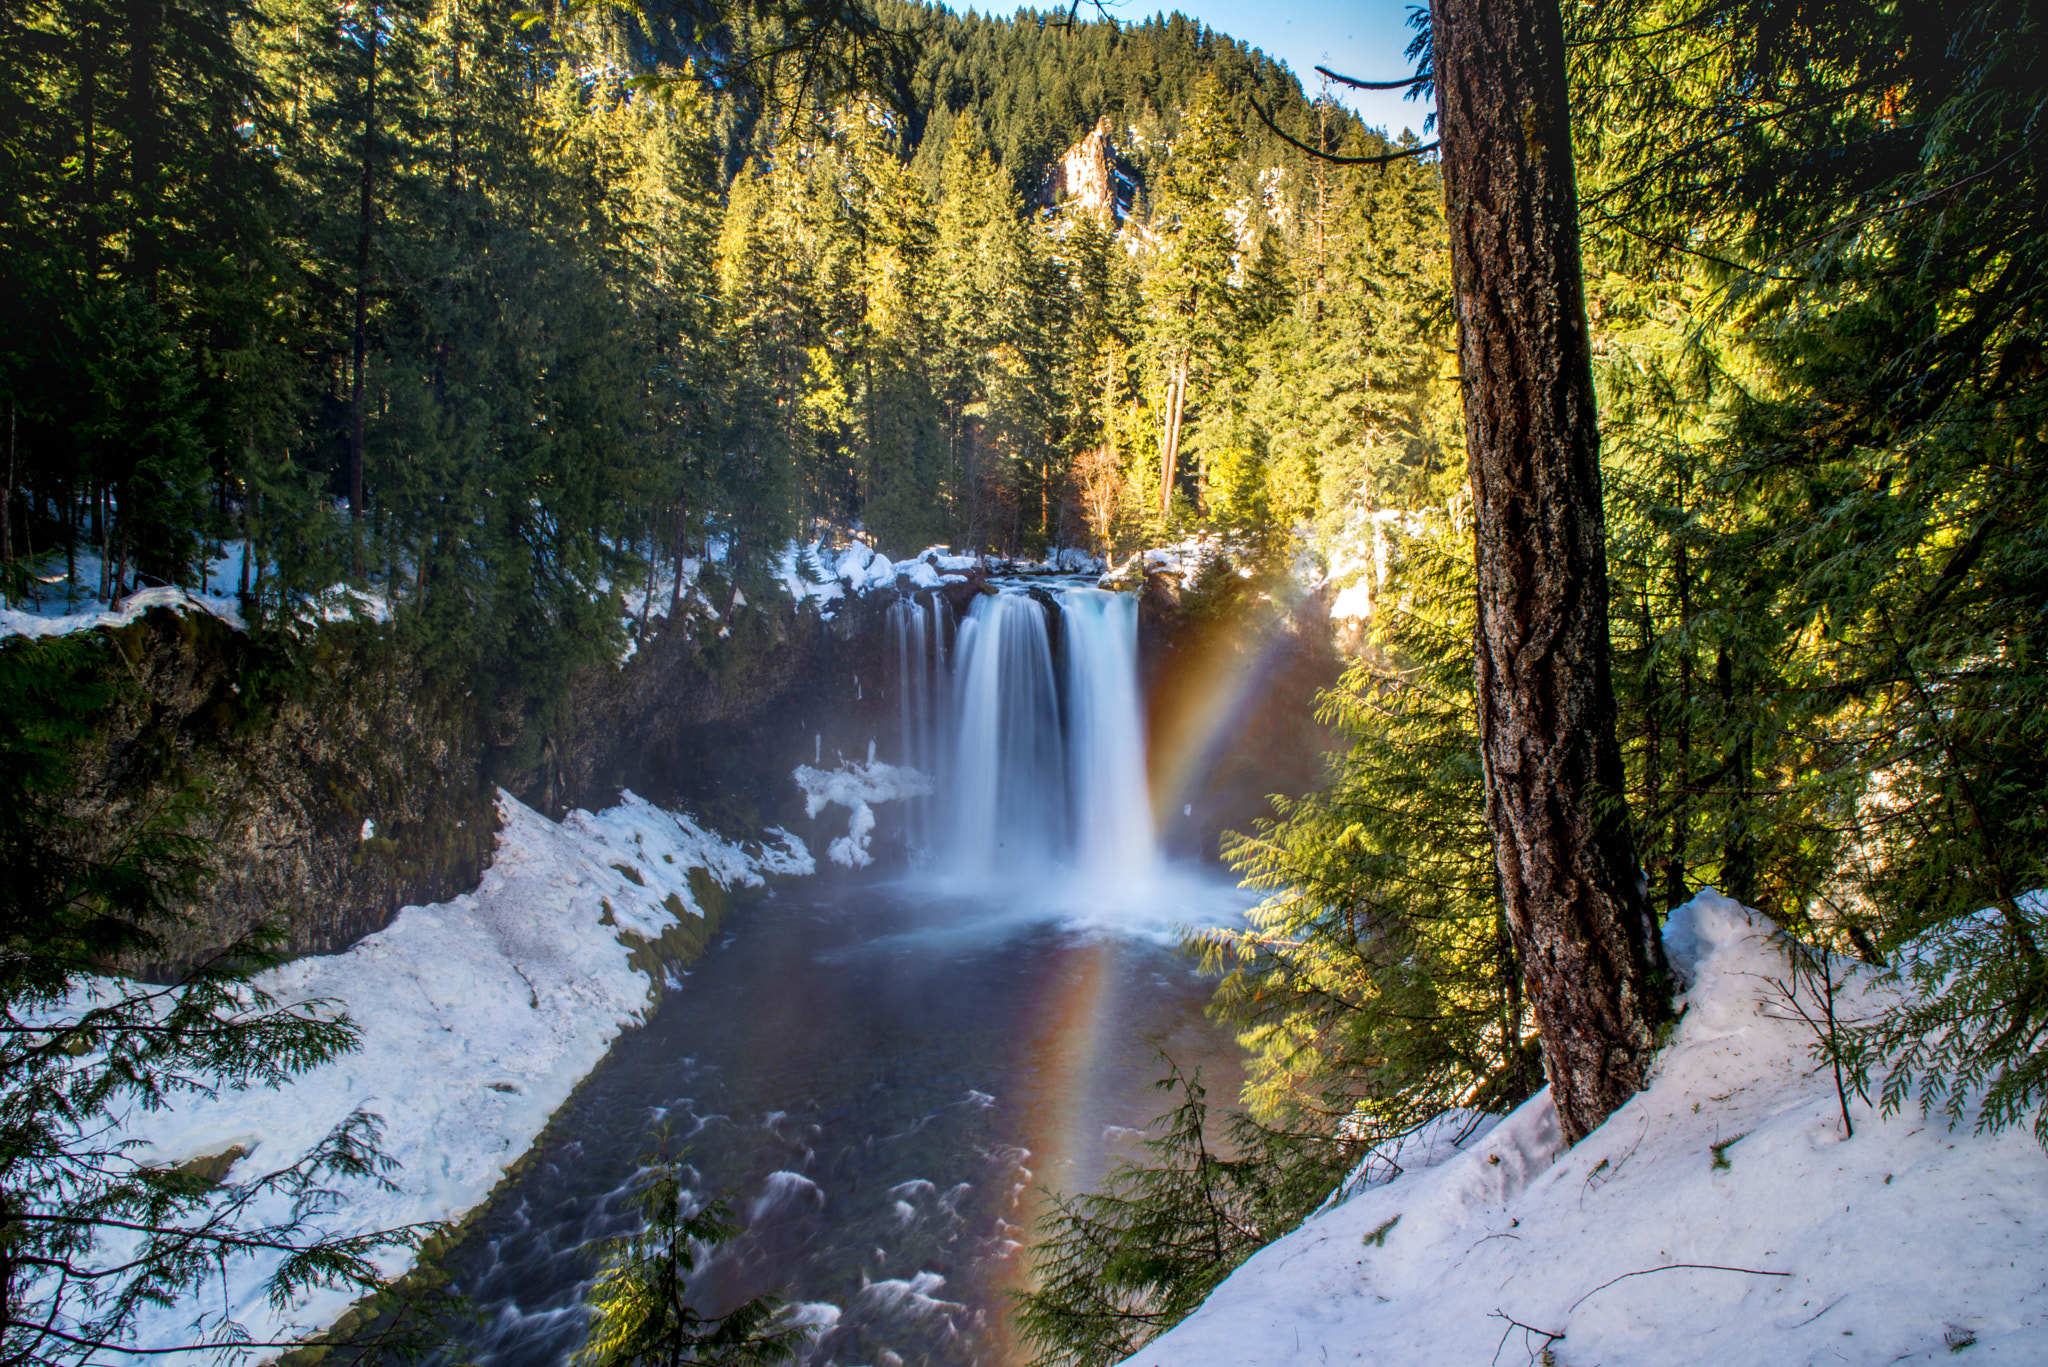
[1039,115,1129,220]
[48,580,942,969]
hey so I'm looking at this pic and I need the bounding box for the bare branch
[1245,93,1437,167]
[1314,64,1431,91]
[1567,1262,1791,1312]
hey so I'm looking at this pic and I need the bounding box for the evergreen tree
[1013,1063,1358,1367]
[0,635,443,1365]
[573,1144,802,1367]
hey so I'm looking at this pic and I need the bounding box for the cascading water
[946,591,1067,877]
[1059,588,1157,883]
[895,582,1157,884]
[888,596,952,853]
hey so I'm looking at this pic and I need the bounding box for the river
[439,581,1257,1367]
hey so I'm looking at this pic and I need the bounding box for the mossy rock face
[45,583,869,966]
[47,608,496,967]
[617,865,740,993]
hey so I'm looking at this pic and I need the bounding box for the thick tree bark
[125,0,160,298]
[1429,0,1669,1144]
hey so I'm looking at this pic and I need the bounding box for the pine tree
[1425,0,1671,1144]
[573,1143,802,1367]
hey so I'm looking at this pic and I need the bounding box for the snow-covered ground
[115,789,819,1351]
[0,583,247,640]
[0,542,396,642]
[1122,890,2048,1367]
[768,539,1102,617]
[3,535,1111,646]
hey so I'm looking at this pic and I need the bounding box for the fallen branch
[1489,1310,1565,1366]
[1568,1262,1791,1312]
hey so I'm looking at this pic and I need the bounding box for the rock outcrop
[49,584,915,968]
[1039,115,1125,220]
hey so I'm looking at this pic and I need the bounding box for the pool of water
[439,868,1251,1367]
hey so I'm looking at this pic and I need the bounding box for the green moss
[618,867,733,990]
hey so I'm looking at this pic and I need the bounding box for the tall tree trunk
[125,0,160,298]
[78,18,101,280]
[1666,534,1693,909]
[1717,646,1754,904]
[3,404,15,604]
[349,12,380,549]
[1429,0,1669,1145]
[1158,349,1188,517]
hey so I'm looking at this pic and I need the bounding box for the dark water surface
[441,871,1249,1367]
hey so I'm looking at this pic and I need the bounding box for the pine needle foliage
[1197,512,1539,1137]
[1011,1061,1358,1367]
[1567,0,2048,1140]
[0,634,446,1366]
[573,1145,803,1367]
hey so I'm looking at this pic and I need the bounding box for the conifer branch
[1312,65,1431,91]
[1244,94,1437,166]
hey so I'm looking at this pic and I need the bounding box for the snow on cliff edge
[1122,890,2048,1367]
[118,789,811,1352]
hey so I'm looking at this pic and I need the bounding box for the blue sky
[1112,1,1433,139]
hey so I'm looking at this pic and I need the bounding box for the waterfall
[894,584,1156,883]
[888,596,952,853]
[947,592,1066,878]
[1060,588,1158,882]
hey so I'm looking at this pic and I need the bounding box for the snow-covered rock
[792,757,934,868]
[1123,889,2048,1366]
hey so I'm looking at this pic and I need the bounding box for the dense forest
[0,0,1450,692]
[3,0,2044,1362]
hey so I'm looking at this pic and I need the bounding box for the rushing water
[442,582,1252,1367]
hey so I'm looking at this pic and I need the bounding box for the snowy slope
[1123,891,2048,1367]
[119,789,811,1351]
[0,583,247,640]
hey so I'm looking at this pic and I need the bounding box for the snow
[0,544,410,642]
[308,583,392,624]
[917,545,981,573]
[776,541,848,614]
[114,789,810,1352]
[616,556,725,659]
[791,757,934,868]
[1123,889,2048,1367]
[0,584,247,641]
[1328,581,1374,622]
[1320,507,1439,622]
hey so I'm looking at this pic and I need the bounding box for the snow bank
[0,585,246,641]
[1125,890,2048,1366]
[792,757,934,868]
[119,789,809,1350]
